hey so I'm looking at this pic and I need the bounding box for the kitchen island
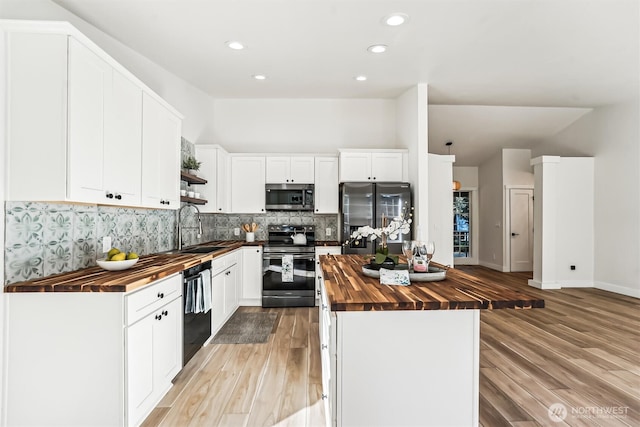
[318,254,544,427]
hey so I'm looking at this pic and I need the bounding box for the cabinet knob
[317,289,321,295]
[157,292,164,299]
[166,200,170,205]
[106,192,114,199]
[321,344,328,350]
[218,208,222,211]
[162,310,168,316]
[261,209,264,212]
[373,177,376,180]
[367,177,371,180]
[321,394,328,400]
[115,194,122,200]
[155,314,162,320]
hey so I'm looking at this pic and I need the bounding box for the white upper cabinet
[314,157,339,214]
[194,145,230,213]
[265,156,315,183]
[141,93,181,209]
[103,71,143,206]
[230,156,266,213]
[3,22,180,208]
[339,149,408,182]
[67,37,110,203]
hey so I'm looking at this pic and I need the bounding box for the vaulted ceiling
[50,0,638,165]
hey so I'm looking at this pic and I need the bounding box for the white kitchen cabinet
[67,37,111,203]
[314,157,340,213]
[338,149,408,182]
[126,296,182,426]
[241,246,263,306]
[141,92,181,209]
[230,156,266,213]
[3,23,177,207]
[211,250,241,335]
[4,273,183,427]
[318,273,337,427]
[194,145,230,213]
[265,156,315,183]
[103,70,143,206]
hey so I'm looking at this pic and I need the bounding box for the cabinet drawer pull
[155,314,162,320]
[162,310,168,316]
[157,292,164,299]
[321,393,328,400]
[321,344,328,350]
[106,192,114,199]
[115,194,122,200]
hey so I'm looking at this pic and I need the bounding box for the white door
[371,152,404,182]
[509,188,534,272]
[230,156,266,213]
[289,157,315,183]
[314,157,339,213]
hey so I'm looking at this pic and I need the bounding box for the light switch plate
[102,236,112,253]
[234,228,240,236]
[326,227,332,236]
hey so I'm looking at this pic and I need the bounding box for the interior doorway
[509,188,534,272]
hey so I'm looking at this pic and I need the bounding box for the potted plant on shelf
[182,156,201,175]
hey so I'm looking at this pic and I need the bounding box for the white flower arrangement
[346,204,413,264]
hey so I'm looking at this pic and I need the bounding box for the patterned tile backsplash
[3,200,339,285]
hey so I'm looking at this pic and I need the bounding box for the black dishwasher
[183,261,212,366]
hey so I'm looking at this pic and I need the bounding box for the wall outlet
[234,227,240,236]
[102,236,112,253]
[326,227,332,237]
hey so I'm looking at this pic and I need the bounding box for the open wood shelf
[180,196,207,205]
[180,171,207,185]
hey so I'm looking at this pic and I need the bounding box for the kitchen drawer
[125,274,182,326]
[211,250,239,274]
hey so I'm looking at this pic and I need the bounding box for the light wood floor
[143,267,639,427]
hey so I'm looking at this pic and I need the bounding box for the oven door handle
[184,271,203,282]
[263,254,315,261]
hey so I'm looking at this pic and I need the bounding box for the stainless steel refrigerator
[340,182,412,255]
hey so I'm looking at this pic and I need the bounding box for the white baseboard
[239,299,262,307]
[479,261,507,272]
[527,279,561,290]
[594,281,640,299]
[557,280,594,288]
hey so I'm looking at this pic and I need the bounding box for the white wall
[0,23,6,423]
[396,85,428,241]
[453,166,478,188]
[428,154,454,266]
[478,153,504,270]
[212,98,396,153]
[534,101,640,297]
[503,149,533,186]
[556,158,594,286]
[0,0,217,144]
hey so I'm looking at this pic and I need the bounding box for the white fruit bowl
[97,258,139,271]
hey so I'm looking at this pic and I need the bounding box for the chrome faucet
[177,203,203,250]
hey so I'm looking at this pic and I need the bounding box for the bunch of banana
[106,247,139,261]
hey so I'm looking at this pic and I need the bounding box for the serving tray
[362,263,448,282]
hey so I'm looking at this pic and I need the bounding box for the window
[453,191,471,258]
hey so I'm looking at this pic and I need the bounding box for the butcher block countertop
[319,254,545,311]
[4,241,249,293]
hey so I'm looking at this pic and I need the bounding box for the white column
[428,154,455,266]
[529,156,561,289]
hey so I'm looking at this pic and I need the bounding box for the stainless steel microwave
[265,183,314,211]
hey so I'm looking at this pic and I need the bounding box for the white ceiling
[51,0,639,164]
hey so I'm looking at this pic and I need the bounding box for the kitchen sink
[179,246,227,254]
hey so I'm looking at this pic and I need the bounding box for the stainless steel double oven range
[262,225,316,308]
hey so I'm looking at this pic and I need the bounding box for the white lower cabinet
[318,274,337,427]
[4,274,183,427]
[211,251,241,335]
[241,246,263,306]
[315,247,342,302]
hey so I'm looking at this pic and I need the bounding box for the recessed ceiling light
[253,74,267,80]
[354,75,367,81]
[383,13,409,26]
[367,44,387,54]
[226,41,245,50]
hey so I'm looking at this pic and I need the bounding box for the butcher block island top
[319,254,545,311]
[4,240,248,293]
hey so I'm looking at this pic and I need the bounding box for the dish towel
[201,271,212,314]
[195,275,204,314]
[379,268,411,286]
[281,254,294,282]
[185,277,196,314]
